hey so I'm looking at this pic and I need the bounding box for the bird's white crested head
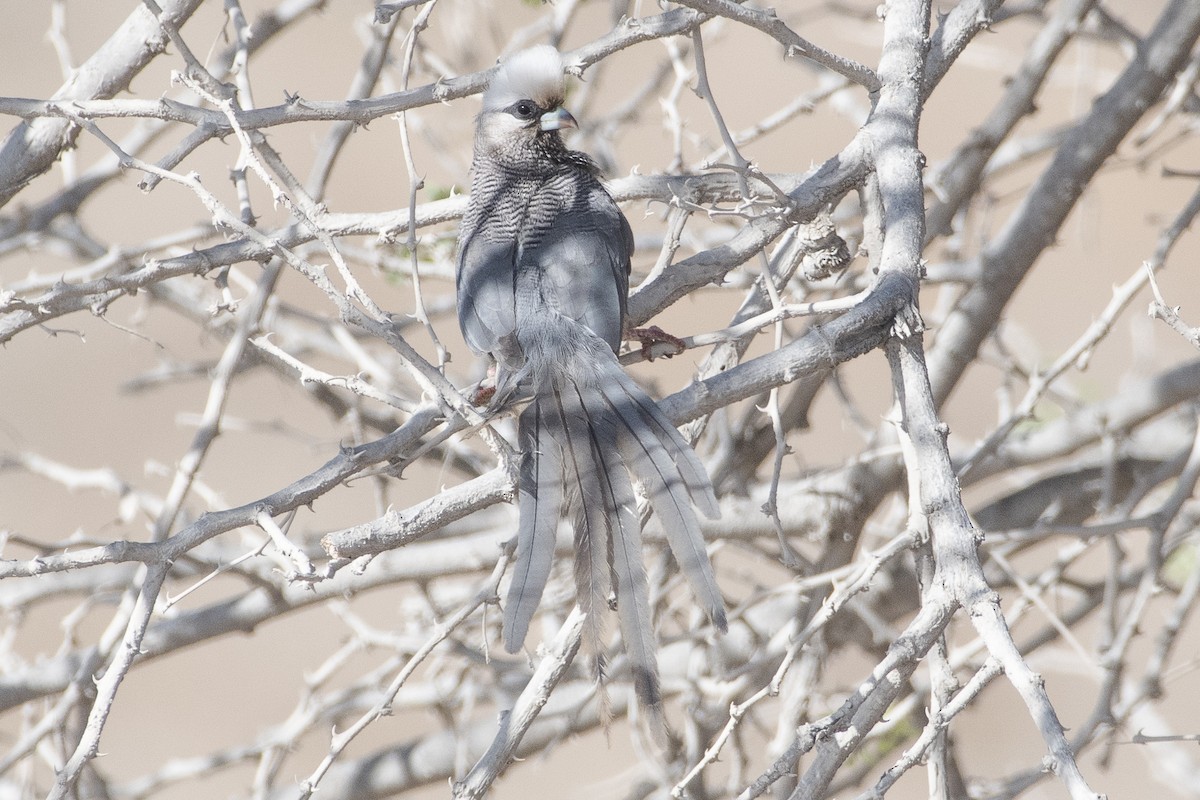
[483,45,566,113]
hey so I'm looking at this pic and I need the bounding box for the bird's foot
[628,325,686,361]
[471,364,499,407]
[470,384,497,406]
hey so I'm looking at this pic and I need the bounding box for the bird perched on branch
[455,45,727,720]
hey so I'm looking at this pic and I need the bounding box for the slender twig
[452,606,586,799]
[394,0,448,365]
[297,551,508,798]
[672,0,879,91]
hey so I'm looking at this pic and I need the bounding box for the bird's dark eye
[510,100,539,120]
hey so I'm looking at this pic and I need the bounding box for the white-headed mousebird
[455,46,727,724]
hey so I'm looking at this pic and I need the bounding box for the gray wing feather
[456,236,517,356]
[518,180,630,351]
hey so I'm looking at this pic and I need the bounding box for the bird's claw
[628,325,687,361]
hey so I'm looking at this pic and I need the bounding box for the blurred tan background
[2,1,1199,798]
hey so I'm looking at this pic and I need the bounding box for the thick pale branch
[0,406,442,582]
[0,0,204,208]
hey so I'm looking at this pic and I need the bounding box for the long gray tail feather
[503,317,725,718]
[609,377,720,519]
[503,399,565,653]
[557,383,612,677]
[581,397,663,716]
[601,375,728,634]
